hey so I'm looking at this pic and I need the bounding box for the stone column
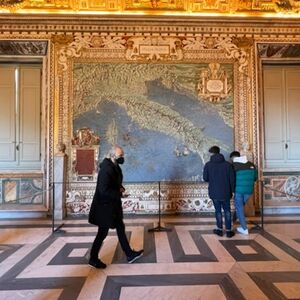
[53,144,68,220]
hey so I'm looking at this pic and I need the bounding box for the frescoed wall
[1,10,300,217]
[59,33,249,215]
[73,63,233,182]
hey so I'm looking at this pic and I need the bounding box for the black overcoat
[88,158,124,228]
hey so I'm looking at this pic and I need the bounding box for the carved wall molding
[197,63,231,103]
[1,16,300,38]
[56,33,250,76]
[182,36,249,74]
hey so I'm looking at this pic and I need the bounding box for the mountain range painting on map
[73,63,233,182]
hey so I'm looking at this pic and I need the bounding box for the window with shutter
[263,65,300,169]
[0,64,42,170]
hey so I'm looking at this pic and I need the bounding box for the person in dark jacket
[230,151,258,235]
[203,146,235,238]
[88,145,143,268]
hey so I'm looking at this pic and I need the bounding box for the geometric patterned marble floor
[0,215,299,300]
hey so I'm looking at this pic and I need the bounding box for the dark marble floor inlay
[219,239,278,261]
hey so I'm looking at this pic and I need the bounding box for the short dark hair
[230,151,240,158]
[209,146,220,154]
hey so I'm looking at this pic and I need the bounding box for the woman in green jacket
[230,152,257,235]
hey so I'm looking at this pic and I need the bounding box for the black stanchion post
[148,181,171,232]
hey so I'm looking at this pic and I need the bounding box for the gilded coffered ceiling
[1,0,300,16]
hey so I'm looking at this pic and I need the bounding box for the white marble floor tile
[127,226,144,252]
[154,232,173,263]
[77,270,107,300]
[236,245,257,254]
[69,248,89,257]
[175,226,201,255]
[64,227,98,233]
[0,228,51,244]
[265,223,300,239]
[120,285,226,300]
[99,236,119,264]
[19,264,91,278]
[0,289,63,300]
[106,262,235,276]
[273,282,300,299]
[239,261,300,272]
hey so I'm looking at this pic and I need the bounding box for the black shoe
[213,229,223,236]
[127,249,144,264]
[226,230,235,238]
[88,259,106,269]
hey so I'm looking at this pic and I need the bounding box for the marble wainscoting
[0,176,47,219]
[0,177,44,206]
[262,174,300,214]
[66,182,215,215]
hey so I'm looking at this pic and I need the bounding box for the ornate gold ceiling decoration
[1,0,300,15]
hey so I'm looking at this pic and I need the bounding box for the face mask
[116,157,124,164]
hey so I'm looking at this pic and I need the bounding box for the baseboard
[263,206,300,214]
[0,210,48,219]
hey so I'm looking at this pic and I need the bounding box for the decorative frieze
[2,0,300,16]
[66,182,214,215]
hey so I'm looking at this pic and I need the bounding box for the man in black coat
[88,145,143,268]
[203,146,235,238]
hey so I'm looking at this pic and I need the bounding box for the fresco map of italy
[73,63,233,182]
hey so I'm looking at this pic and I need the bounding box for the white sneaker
[237,226,249,235]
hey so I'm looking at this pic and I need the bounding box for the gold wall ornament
[51,34,74,45]
[197,63,231,103]
[57,34,129,70]
[125,36,183,61]
[2,0,300,15]
[0,0,25,11]
[72,127,100,147]
[0,0,23,4]
[124,0,184,10]
[57,33,92,71]
[214,37,249,75]
[182,36,249,75]
[91,36,126,49]
[231,36,254,49]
